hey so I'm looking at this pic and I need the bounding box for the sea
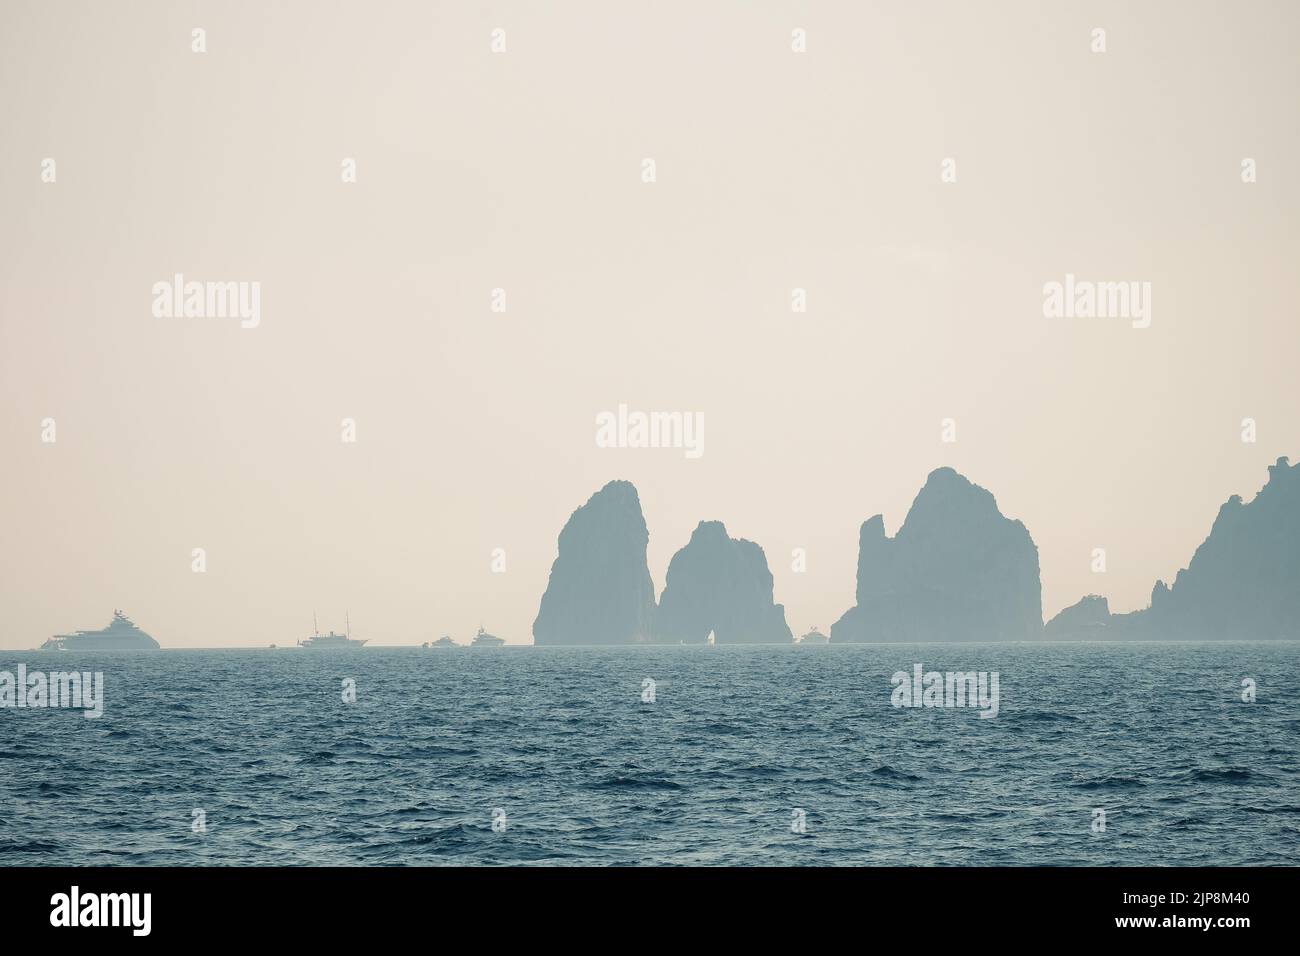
[2,642,1297,866]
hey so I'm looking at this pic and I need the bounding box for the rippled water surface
[2,643,1297,865]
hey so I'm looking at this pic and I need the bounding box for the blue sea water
[1,643,1297,866]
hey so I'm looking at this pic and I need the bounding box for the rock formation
[1051,456,1300,639]
[535,457,1299,647]
[653,521,793,644]
[831,467,1043,642]
[532,480,656,645]
[1044,594,1111,638]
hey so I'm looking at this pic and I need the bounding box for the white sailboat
[706,630,716,647]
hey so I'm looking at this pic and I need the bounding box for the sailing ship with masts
[298,612,367,649]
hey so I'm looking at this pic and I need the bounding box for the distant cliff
[532,480,656,645]
[1048,457,1300,640]
[654,521,793,644]
[831,468,1043,642]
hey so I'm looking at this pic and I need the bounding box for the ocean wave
[870,765,924,782]
[587,774,685,791]
[1189,768,1257,783]
[1069,774,1145,790]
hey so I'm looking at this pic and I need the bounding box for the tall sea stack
[654,521,793,644]
[532,480,657,645]
[831,467,1043,642]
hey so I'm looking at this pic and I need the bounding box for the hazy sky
[2,1,1297,647]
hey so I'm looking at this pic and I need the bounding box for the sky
[2,1,1298,647]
